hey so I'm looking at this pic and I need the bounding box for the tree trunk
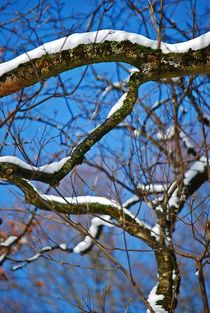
[154,248,180,312]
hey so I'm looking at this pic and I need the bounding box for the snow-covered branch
[137,184,168,195]
[0,73,142,185]
[11,244,73,271]
[0,211,36,265]
[7,177,156,249]
[0,29,210,97]
[1,30,209,77]
[0,155,70,175]
[153,157,209,217]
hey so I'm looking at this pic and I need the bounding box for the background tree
[0,1,209,312]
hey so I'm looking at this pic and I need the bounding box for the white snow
[0,155,70,174]
[40,193,151,229]
[183,156,207,185]
[151,224,161,240]
[172,270,177,281]
[156,205,163,213]
[138,184,168,193]
[167,157,208,209]
[156,125,175,140]
[157,127,195,151]
[38,193,151,254]
[40,194,122,207]
[59,243,67,250]
[12,264,25,271]
[147,285,167,313]
[106,93,127,118]
[40,246,52,252]
[168,189,179,209]
[27,253,40,261]
[101,69,138,98]
[122,195,139,208]
[180,131,194,150]
[0,29,209,77]
[73,215,112,253]
[133,129,141,137]
[27,181,150,229]
[0,253,6,262]
[73,237,92,253]
[0,235,17,247]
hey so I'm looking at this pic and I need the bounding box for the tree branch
[0,29,209,97]
[0,72,143,185]
[6,177,156,247]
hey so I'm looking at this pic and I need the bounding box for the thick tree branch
[6,177,156,247]
[0,29,209,97]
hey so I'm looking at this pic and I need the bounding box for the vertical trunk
[148,248,180,312]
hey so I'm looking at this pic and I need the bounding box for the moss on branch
[0,40,209,97]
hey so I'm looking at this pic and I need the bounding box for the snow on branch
[145,156,208,222]
[11,216,111,269]
[0,29,210,78]
[106,93,128,118]
[146,285,166,313]
[179,131,196,155]
[166,156,208,211]
[156,125,175,140]
[37,190,151,231]
[0,73,142,185]
[122,195,140,209]
[0,211,36,265]
[10,178,156,253]
[0,235,18,247]
[73,215,113,253]
[137,184,168,194]
[0,155,70,175]
[11,244,73,271]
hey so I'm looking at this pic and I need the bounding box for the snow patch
[122,195,139,208]
[59,243,67,250]
[0,235,17,247]
[138,184,168,193]
[180,131,194,151]
[0,155,70,174]
[151,224,161,240]
[0,253,6,262]
[40,194,122,208]
[157,125,175,140]
[172,270,177,281]
[73,215,112,253]
[106,93,127,118]
[147,285,167,313]
[183,156,207,185]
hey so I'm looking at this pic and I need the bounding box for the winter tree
[0,1,209,312]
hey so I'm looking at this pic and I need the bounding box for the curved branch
[0,72,142,185]
[7,177,156,247]
[0,29,210,97]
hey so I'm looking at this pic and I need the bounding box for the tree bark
[155,248,180,312]
[0,39,209,97]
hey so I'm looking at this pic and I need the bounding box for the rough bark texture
[0,40,209,97]
[155,248,180,312]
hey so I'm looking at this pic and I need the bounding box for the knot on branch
[2,165,15,178]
